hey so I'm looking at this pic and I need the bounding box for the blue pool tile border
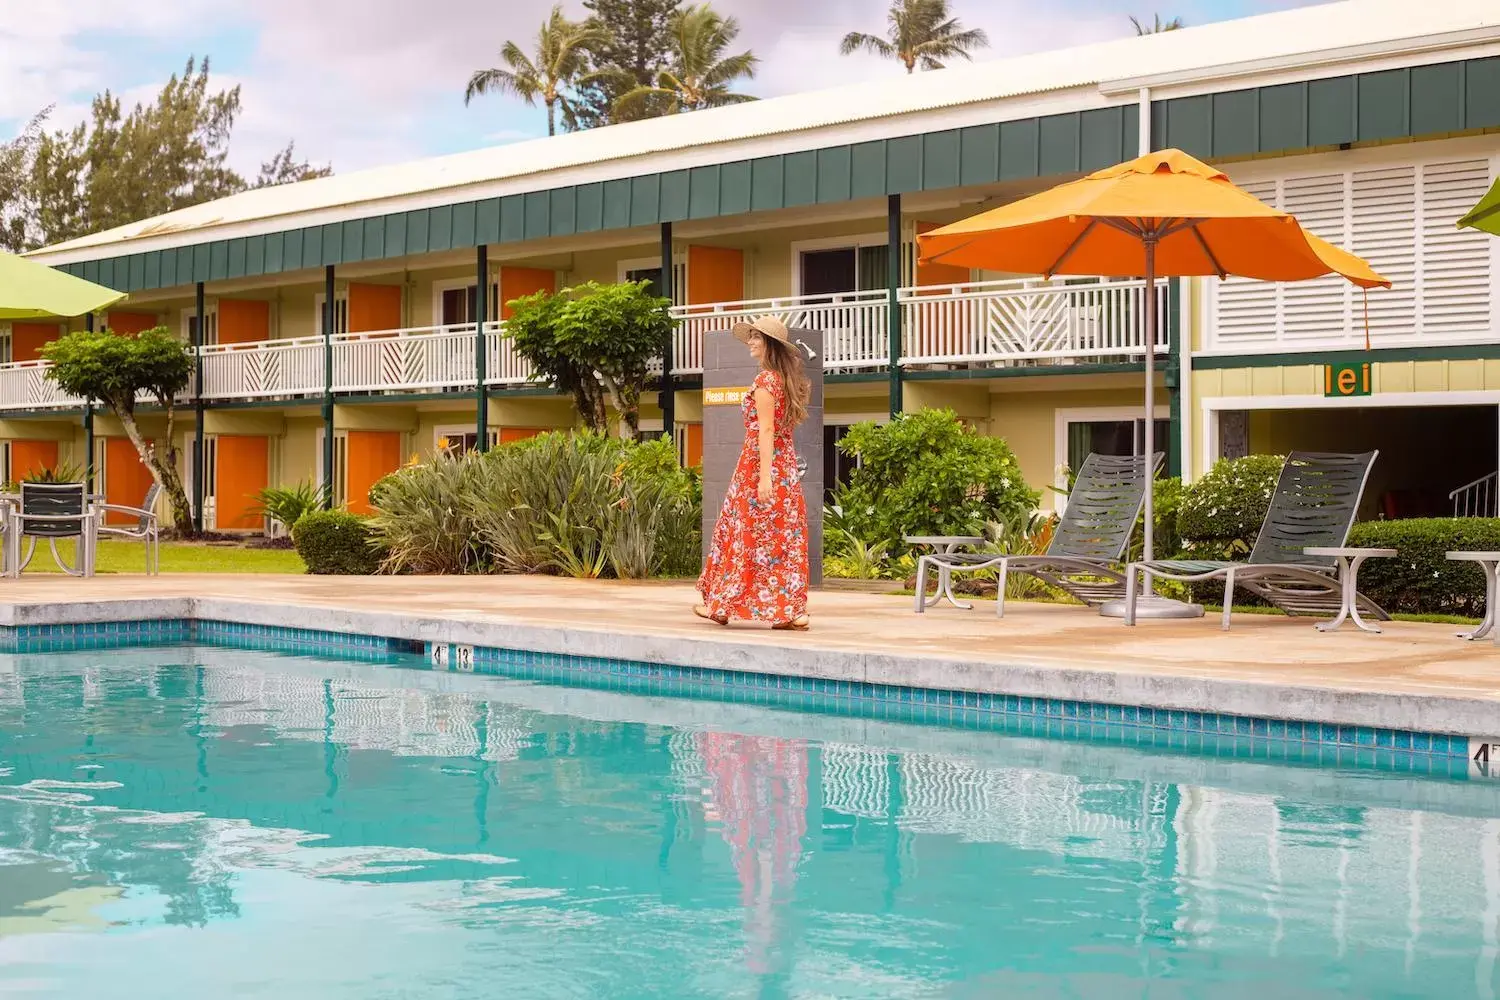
[0,617,1477,776]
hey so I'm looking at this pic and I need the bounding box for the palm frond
[840,31,896,58]
[465,68,536,106]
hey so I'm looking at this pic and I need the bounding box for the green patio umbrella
[0,252,125,320]
[1458,175,1500,236]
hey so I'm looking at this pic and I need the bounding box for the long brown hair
[761,335,811,428]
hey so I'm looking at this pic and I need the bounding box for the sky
[0,0,1326,177]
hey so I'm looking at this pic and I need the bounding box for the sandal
[693,605,729,625]
[772,616,810,632]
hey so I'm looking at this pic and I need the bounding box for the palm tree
[1130,13,1185,34]
[614,4,758,117]
[839,0,989,74]
[465,6,608,136]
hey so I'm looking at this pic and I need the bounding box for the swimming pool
[3,644,1499,999]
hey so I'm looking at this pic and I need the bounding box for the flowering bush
[832,409,1038,550]
[1176,453,1286,559]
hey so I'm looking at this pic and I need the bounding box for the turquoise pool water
[2,646,1499,999]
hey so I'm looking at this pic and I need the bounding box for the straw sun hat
[731,315,793,347]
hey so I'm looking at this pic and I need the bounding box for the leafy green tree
[571,0,684,128]
[832,409,1037,548]
[4,57,329,252]
[505,280,673,436]
[615,5,757,116]
[465,6,609,136]
[41,328,197,533]
[1131,13,1185,34]
[839,0,989,73]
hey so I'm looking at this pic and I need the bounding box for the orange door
[106,311,160,336]
[103,437,155,525]
[216,299,270,345]
[344,431,402,515]
[498,427,545,445]
[9,440,58,481]
[686,246,744,308]
[347,284,403,333]
[680,423,703,468]
[498,268,556,319]
[214,435,269,530]
[11,323,60,362]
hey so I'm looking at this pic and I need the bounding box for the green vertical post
[659,222,675,443]
[192,281,206,532]
[475,244,489,452]
[322,264,335,508]
[83,312,95,494]
[886,194,902,418]
[1166,277,1182,478]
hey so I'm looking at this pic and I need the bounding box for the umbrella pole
[1143,238,1156,564]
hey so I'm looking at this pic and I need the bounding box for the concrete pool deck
[2,574,1498,738]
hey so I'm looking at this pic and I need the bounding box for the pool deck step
[1,575,1498,739]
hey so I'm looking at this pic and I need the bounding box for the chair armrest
[94,504,156,519]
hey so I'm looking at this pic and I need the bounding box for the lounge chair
[914,452,1164,617]
[96,482,162,574]
[1122,450,1387,630]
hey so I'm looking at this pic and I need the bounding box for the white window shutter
[1280,174,1350,341]
[1211,179,1281,349]
[1350,165,1417,341]
[1420,159,1492,339]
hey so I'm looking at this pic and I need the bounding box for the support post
[887,194,902,418]
[660,222,675,443]
[322,264,335,508]
[1142,238,1157,563]
[475,244,489,452]
[1166,277,1182,479]
[192,281,206,533]
[84,312,96,494]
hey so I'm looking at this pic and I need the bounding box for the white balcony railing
[0,360,85,409]
[0,278,1168,413]
[670,290,891,374]
[200,336,324,401]
[901,277,1169,366]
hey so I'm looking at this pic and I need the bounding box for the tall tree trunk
[115,405,196,537]
[546,98,556,137]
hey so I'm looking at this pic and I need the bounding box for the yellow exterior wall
[281,417,323,486]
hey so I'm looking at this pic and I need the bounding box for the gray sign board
[700,327,824,587]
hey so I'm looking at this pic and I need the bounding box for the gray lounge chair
[96,482,162,574]
[1123,450,1386,630]
[915,452,1164,617]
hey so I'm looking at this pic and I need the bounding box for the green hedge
[1346,518,1500,618]
[291,511,384,575]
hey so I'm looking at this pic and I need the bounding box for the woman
[694,315,812,631]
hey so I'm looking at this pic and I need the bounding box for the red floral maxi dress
[698,369,809,624]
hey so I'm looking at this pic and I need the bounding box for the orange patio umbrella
[916,148,1389,566]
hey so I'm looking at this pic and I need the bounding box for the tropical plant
[465,6,610,136]
[832,409,1038,550]
[823,527,891,580]
[252,480,329,534]
[42,327,197,534]
[291,511,383,575]
[504,280,673,436]
[570,0,683,129]
[839,0,989,74]
[366,452,485,574]
[1177,453,1285,559]
[614,4,757,116]
[1130,13,1185,34]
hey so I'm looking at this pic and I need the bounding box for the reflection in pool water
[1,646,1498,999]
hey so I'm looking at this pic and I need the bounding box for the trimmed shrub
[291,511,383,575]
[1346,518,1500,618]
[1177,454,1286,559]
[834,409,1038,549]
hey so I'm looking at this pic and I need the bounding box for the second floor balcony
[0,276,1170,413]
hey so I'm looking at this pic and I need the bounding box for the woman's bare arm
[755,387,775,503]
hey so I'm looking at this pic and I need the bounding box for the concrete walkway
[2,574,1498,737]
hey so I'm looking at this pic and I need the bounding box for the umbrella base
[1098,596,1205,620]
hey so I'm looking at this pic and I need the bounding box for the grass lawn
[21,538,305,575]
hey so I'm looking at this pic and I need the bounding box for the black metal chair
[8,482,95,577]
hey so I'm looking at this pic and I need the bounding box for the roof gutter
[1099,24,1500,96]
